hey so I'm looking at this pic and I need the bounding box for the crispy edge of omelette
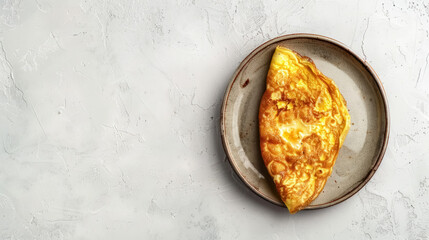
[258,46,351,213]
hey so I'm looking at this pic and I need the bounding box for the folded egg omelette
[259,46,351,214]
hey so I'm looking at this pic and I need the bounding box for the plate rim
[220,33,390,210]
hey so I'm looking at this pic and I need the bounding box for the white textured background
[0,0,428,239]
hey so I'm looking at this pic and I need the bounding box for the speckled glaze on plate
[220,34,390,210]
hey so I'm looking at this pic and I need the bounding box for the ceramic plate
[220,34,390,209]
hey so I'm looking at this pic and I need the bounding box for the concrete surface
[0,0,428,239]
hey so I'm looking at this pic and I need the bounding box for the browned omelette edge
[220,33,390,210]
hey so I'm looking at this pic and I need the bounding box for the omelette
[259,46,350,214]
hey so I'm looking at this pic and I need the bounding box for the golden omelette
[259,46,351,214]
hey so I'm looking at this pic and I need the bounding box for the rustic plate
[220,34,390,210]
